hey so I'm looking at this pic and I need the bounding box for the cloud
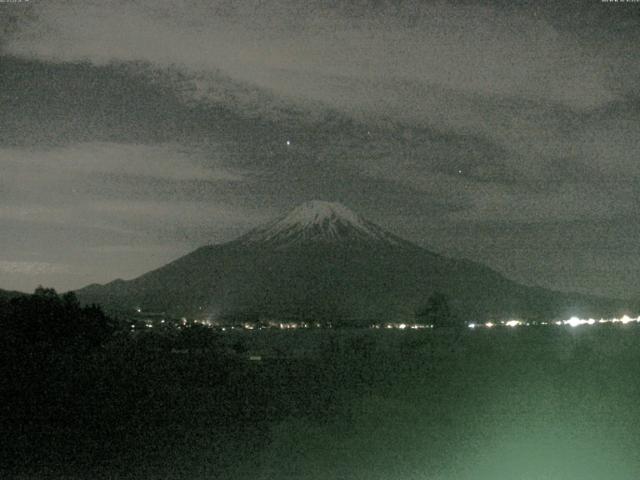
[0,142,244,183]
[6,1,639,198]
[4,0,623,110]
[87,199,273,237]
[0,141,251,233]
[0,260,71,275]
[450,183,637,224]
[0,198,270,245]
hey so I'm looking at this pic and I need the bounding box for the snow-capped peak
[276,200,368,231]
[237,200,403,247]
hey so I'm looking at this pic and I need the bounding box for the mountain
[76,201,624,324]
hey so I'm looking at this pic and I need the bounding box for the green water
[5,326,640,479]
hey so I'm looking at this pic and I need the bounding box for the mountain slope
[76,201,624,323]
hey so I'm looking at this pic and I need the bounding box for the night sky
[1,0,639,299]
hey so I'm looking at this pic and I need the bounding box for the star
[286,140,291,146]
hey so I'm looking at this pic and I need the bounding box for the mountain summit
[238,200,403,247]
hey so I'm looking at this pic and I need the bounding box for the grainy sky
[1,0,639,298]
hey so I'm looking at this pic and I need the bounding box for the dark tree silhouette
[0,287,114,353]
[417,292,459,329]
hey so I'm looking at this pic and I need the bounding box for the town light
[565,317,584,328]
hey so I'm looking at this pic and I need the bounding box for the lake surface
[5,325,640,479]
